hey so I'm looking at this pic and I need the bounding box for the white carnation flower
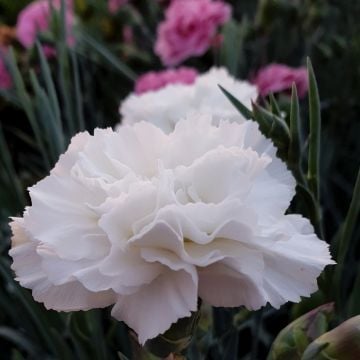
[10,115,333,344]
[120,67,258,133]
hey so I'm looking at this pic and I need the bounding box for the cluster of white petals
[10,114,333,344]
[120,67,258,133]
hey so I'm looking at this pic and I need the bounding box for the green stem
[307,58,321,201]
[335,168,360,316]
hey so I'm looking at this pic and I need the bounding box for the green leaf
[6,48,52,170]
[86,310,108,360]
[347,264,360,317]
[79,32,137,82]
[0,126,25,210]
[251,102,290,154]
[219,85,290,159]
[218,85,253,120]
[29,70,64,163]
[335,168,360,313]
[145,307,201,358]
[219,19,247,76]
[0,327,41,358]
[36,41,64,144]
[307,58,321,201]
[57,42,76,136]
[58,0,68,44]
[288,83,306,184]
[52,0,77,137]
[0,258,60,354]
[68,313,93,360]
[296,184,324,238]
[269,93,282,118]
[49,328,74,360]
[70,51,85,132]
[337,168,360,264]
[289,84,301,163]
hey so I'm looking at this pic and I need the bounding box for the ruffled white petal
[111,268,198,344]
[10,219,115,311]
[120,67,258,133]
[260,216,335,307]
[198,257,266,309]
[10,114,334,344]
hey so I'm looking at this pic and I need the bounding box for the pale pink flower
[16,0,74,56]
[0,49,11,90]
[135,67,198,94]
[108,0,128,14]
[155,0,231,66]
[253,63,308,98]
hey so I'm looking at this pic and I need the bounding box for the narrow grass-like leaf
[70,51,85,131]
[288,84,305,184]
[337,168,360,262]
[59,0,67,44]
[289,84,301,161]
[80,32,137,82]
[219,19,245,76]
[220,84,290,158]
[86,310,108,360]
[219,85,253,120]
[117,353,130,360]
[29,70,64,162]
[250,310,263,360]
[269,93,282,118]
[50,328,74,360]
[55,0,76,137]
[8,128,39,150]
[0,126,25,210]
[6,48,51,170]
[307,58,321,200]
[36,42,64,143]
[223,332,239,360]
[0,89,21,106]
[57,48,75,136]
[0,258,60,353]
[335,168,360,313]
[252,102,290,145]
[297,184,324,239]
[68,312,96,360]
[251,101,272,134]
[0,327,41,358]
[347,264,360,317]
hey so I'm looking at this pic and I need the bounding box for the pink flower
[16,0,74,56]
[135,67,198,94]
[155,0,231,66]
[253,63,308,98]
[108,0,128,14]
[122,26,133,45]
[0,49,11,90]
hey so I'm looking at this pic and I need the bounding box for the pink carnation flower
[253,63,308,98]
[155,0,231,66]
[135,67,198,94]
[108,0,128,14]
[16,0,74,56]
[0,49,11,90]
